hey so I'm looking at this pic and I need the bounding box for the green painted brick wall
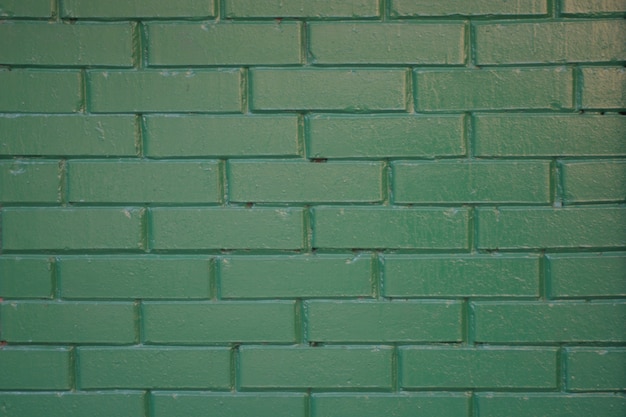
[0,1,624,416]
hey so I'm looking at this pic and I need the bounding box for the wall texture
[1,0,625,416]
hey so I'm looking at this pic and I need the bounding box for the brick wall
[1,1,625,416]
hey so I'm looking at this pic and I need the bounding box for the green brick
[399,347,557,389]
[239,346,392,389]
[547,253,626,298]
[383,255,539,298]
[228,161,384,203]
[62,0,215,18]
[562,160,626,203]
[476,207,626,249]
[306,300,462,343]
[416,68,574,111]
[147,22,301,66]
[475,21,626,64]
[220,255,373,299]
[88,70,241,113]
[152,393,306,417]
[581,67,626,109]
[474,114,626,157]
[312,207,470,250]
[561,0,626,15]
[150,208,305,250]
[144,115,299,158]
[251,69,408,111]
[68,160,221,204]
[566,348,626,391]
[473,301,626,342]
[0,70,81,113]
[392,161,550,204]
[143,301,296,343]
[0,22,133,66]
[0,301,136,343]
[307,115,465,159]
[391,0,548,16]
[0,392,145,417]
[0,348,70,390]
[476,394,626,417]
[225,0,379,18]
[309,23,465,65]
[0,257,53,299]
[1,208,145,251]
[78,347,230,389]
[0,160,61,203]
[58,256,211,300]
[0,0,51,17]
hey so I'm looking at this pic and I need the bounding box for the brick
[0,22,133,67]
[547,253,626,298]
[251,69,408,111]
[561,0,626,15]
[562,160,626,203]
[152,393,305,417]
[0,257,53,299]
[0,0,51,17]
[0,160,61,203]
[383,255,539,298]
[150,208,305,250]
[473,301,626,342]
[0,301,136,343]
[58,256,211,300]
[144,115,299,158]
[474,114,626,157]
[415,68,574,111]
[309,23,465,65]
[476,207,626,249]
[307,115,465,159]
[228,161,384,203]
[68,160,221,204]
[220,255,373,299]
[239,346,392,389]
[312,207,470,250]
[62,0,215,18]
[225,0,379,18]
[399,347,557,389]
[581,67,626,109]
[306,300,462,342]
[476,393,626,417]
[0,70,81,113]
[88,70,241,113]
[1,208,145,251]
[0,392,145,417]
[0,348,70,390]
[143,301,296,343]
[78,347,230,389]
[475,21,626,64]
[147,22,301,66]
[392,161,550,204]
[566,348,626,391]
[391,0,547,16]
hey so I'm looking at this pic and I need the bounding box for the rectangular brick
[306,300,462,342]
[78,347,230,389]
[399,347,557,389]
[307,115,465,159]
[383,255,539,298]
[0,301,136,343]
[220,255,373,299]
[391,0,548,16]
[0,393,145,417]
[68,160,221,204]
[392,161,550,204]
[0,22,133,66]
[473,301,626,343]
[228,161,384,203]
[239,346,392,389]
[225,0,379,18]
[88,70,241,113]
[312,207,470,250]
[0,256,53,299]
[309,23,465,65]
[62,0,215,18]
[476,394,626,417]
[251,69,408,111]
[566,348,626,391]
[58,256,211,300]
[562,160,626,203]
[0,70,81,113]
[0,348,70,390]
[150,208,305,250]
[0,160,62,203]
[415,68,574,111]
[0,0,51,17]
[581,67,626,109]
[547,253,626,298]
[476,207,626,249]
[1,208,145,251]
[561,0,626,15]
[474,114,626,157]
[147,22,301,66]
[475,21,626,64]
[143,301,296,343]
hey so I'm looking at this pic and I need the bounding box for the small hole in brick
[245,202,253,208]
[619,111,626,116]
[311,158,327,163]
